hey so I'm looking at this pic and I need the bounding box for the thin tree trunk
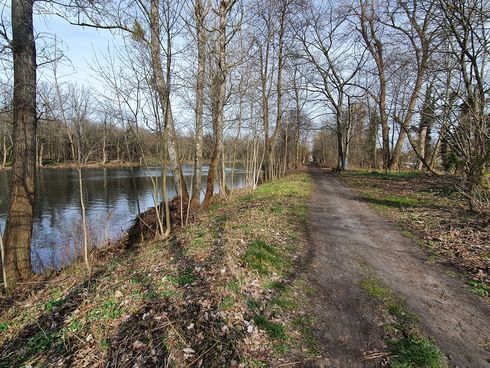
[38,142,43,167]
[417,125,428,171]
[191,0,206,208]
[77,167,90,271]
[150,0,188,202]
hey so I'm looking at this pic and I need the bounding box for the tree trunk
[417,125,428,171]
[389,127,407,170]
[149,0,188,202]
[38,142,44,167]
[203,0,232,206]
[191,0,206,208]
[2,136,8,168]
[2,0,37,284]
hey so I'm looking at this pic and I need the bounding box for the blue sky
[35,12,119,91]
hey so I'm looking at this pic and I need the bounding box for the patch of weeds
[468,280,490,298]
[244,240,284,275]
[389,336,446,368]
[226,278,241,293]
[131,273,151,285]
[296,203,308,222]
[271,295,295,310]
[363,195,434,210]
[360,277,392,302]
[190,236,204,248]
[214,214,230,223]
[360,275,446,368]
[270,205,284,214]
[90,299,121,320]
[171,267,195,286]
[246,298,261,310]
[387,304,418,332]
[220,295,235,310]
[143,289,159,301]
[158,275,178,298]
[67,318,83,333]
[253,315,286,340]
[267,282,296,310]
[107,259,120,271]
[0,321,8,332]
[240,356,267,367]
[342,170,420,181]
[239,193,254,203]
[425,186,459,199]
[292,315,320,356]
[44,289,64,313]
[100,338,111,351]
[25,329,60,356]
[44,298,63,313]
[266,280,287,292]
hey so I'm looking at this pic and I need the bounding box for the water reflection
[0,165,246,271]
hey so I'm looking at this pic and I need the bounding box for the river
[0,165,246,272]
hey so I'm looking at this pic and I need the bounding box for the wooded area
[0,0,489,286]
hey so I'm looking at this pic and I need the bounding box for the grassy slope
[0,173,317,367]
[341,170,490,300]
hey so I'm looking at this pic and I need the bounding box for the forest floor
[0,172,320,367]
[308,167,488,367]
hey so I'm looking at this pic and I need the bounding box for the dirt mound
[126,197,193,247]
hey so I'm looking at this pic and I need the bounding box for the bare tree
[297,0,365,170]
[202,0,238,206]
[433,0,490,210]
[190,0,210,208]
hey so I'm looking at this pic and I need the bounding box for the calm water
[0,165,246,271]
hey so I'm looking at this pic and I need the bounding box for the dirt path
[307,168,490,368]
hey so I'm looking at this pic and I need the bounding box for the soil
[307,168,490,368]
[125,196,194,247]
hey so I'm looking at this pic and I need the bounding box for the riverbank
[1,159,252,171]
[0,173,318,367]
[340,170,490,300]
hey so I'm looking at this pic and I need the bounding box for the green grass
[343,170,420,180]
[44,288,63,312]
[249,174,312,201]
[292,315,320,356]
[240,357,268,367]
[468,280,490,298]
[360,276,446,368]
[89,299,122,321]
[0,321,8,332]
[360,277,393,301]
[243,240,285,275]
[220,295,235,310]
[360,192,436,209]
[389,337,446,368]
[253,315,287,340]
[246,298,261,310]
[174,267,196,286]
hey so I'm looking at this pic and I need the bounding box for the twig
[276,362,301,367]
[360,351,391,361]
[186,342,218,367]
